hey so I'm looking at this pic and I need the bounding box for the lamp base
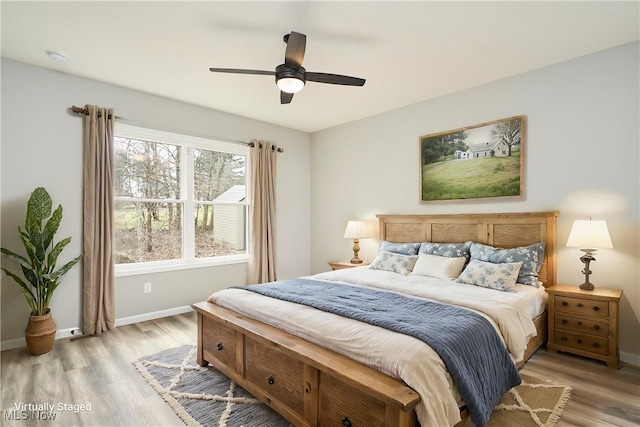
[350,238,362,264]
[578,250,596,291]
[579,281,595,291]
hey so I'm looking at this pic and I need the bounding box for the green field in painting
[421,155,521,200]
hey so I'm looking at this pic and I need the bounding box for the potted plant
[1,187,82,355]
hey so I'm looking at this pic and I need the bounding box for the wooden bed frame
[192,211,558,427]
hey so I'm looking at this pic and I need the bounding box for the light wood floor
[519,349,640,427]
[1,311,638,427]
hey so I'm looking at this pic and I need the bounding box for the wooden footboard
[192,301,421,427]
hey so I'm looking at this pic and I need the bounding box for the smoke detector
[46,50,67,62]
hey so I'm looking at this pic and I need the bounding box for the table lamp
[566,219,613,290]
[343,220,370,264]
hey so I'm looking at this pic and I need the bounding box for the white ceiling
[2,1,638,133]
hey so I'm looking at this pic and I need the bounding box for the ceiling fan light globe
[277,77,305,93]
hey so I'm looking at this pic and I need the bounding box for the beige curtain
[248,139,278,284]
[82,105,116,335]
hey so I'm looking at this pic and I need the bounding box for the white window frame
[114,123,250,277]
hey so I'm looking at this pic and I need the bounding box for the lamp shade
[566,220,613,249]
[343,221,369,239]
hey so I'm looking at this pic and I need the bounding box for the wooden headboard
[377,211,559,287]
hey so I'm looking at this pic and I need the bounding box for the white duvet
[208,267,546,427]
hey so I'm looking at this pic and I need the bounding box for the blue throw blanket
[238,278,521,427]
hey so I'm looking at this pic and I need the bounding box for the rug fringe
[545,385,573,427]
[133,360,202,427]
[493,376,573,427]
[525,377,573,427]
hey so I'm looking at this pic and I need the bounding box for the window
[114,124,249,274]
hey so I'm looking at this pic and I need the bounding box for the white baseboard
[620,351,640,368]
[0,305,194,352]
[114,305,193,327]
[1,336,26,352]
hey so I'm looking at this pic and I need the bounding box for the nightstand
[546,284,623,368]
[328,260,368,270]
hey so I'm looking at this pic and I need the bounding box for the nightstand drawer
[554,295,609,317]
[554,315,609,337]
[554,330,609,356]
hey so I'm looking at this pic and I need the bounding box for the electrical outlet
[144,282,152,293]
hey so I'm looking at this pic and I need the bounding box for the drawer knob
[561,319,568,325]
[592,325,600,331]
[577,339,583,344]
[341,417,352,427]
[593,342,600,348]
[216,342,224,351]
[577,321,583,326]
[561,301,568,306]
[593,306,600,312]
[577,303,584,308]
[268,376,275,385]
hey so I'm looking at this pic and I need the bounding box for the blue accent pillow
[469,242,546,287]
[369,251,418,275]
[418,241,472,261]
[456,259,521,292]
[378,241,421,256]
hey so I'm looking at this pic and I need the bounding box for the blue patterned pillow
[369,251,418,275]
[456,259,522,292]
[418,241,472,261]
[470,242,546,287]
[378,241,421,256]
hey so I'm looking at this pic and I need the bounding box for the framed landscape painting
[419,115,525,202]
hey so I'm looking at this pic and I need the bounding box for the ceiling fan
[209,31,366,104]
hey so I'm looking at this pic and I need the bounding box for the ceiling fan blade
[280,91,294,104]
[209,68,274,76]
[284,31,306,67]
[306,72,365,86]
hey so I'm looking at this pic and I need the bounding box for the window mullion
[183,145,195,261]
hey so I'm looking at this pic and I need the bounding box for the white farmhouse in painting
[453,149,470,159]
[454,139,510,159]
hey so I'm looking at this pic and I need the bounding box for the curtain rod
[70,105,283,153]
[249,142,284,153]
[70,105,117,119]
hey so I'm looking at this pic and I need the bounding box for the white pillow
[410,253,467,280]
[368,251,418,275]
[456,259,523,292]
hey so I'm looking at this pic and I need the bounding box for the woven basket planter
[25,310,57,355]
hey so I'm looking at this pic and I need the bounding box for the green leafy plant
[1,187,82,316]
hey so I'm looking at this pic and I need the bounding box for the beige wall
[310,42,640,364]
[1,59,311,345]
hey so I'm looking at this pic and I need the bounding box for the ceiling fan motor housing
[275,64,306,93]
[276,64,306,83]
